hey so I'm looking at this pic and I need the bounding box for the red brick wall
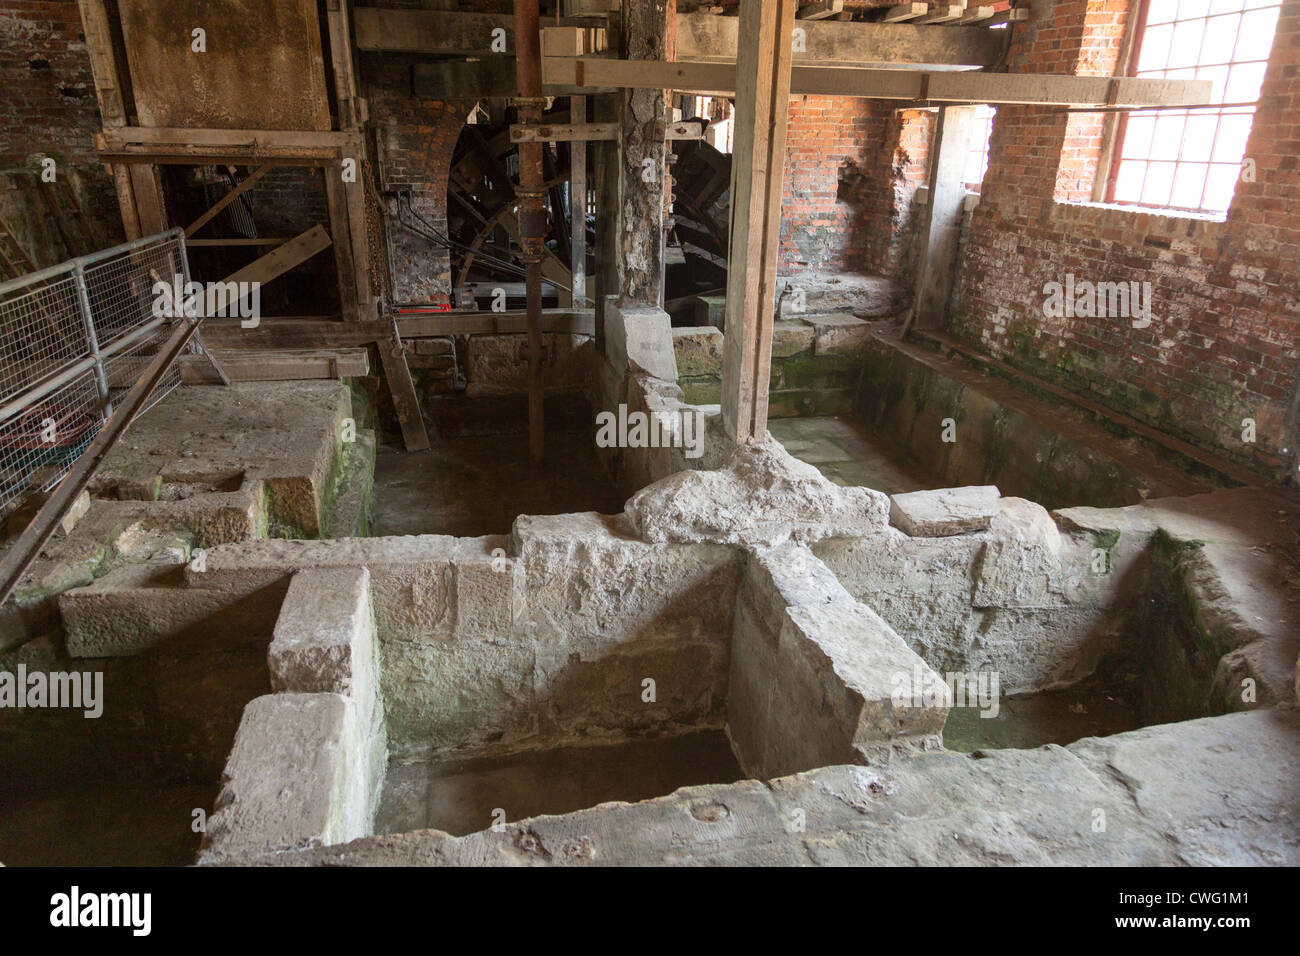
[0,0,122,264]
[953,0,1300,482]
[779,96,927,280]
[365,52,469,306]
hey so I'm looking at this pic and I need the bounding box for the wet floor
[376,730,745,837]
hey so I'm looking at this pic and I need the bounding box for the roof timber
[540,57,1213,108]
[354,6,1004,70]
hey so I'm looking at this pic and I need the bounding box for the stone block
[890,485,1002,537]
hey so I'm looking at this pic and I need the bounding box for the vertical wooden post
[514,0,547,464]
[720,0,796,445]
[906,105,977,335]
[569,94,588,308]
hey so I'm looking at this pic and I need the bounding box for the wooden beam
[916,5,965,25]
[676,10,1002,68]
[179,348,369,385]
[326,0,363,129]
[353,7,514,55]
[324,168,360,323]
[883,3,929,22]
[379,321,431,452]
[798,0,845,19]
[721,0,796,445]
[198,225,332,319]
[196,310,597,350]
[102,127,363,151]
[184,165,272,237]
[986,8,1029,25]
[77,1,128,126]
[508,120,703,142]
[543,57,1213,106]
[185,237,289,247]
[948,6,996,25]
[128,165,166,234]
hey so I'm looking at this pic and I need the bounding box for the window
[1107,0,1282,213]
[964,105,996,192]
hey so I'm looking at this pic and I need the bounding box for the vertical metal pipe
[73,260,112,417]
[514,0,546,465]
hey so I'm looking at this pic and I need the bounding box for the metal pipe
[72,261,113,417]
[514,0,546,465]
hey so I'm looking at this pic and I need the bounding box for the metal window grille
[0,228,193,521]
[1107,0,1283,214]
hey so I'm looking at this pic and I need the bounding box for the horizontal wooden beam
[353,7,513,54]
[180,348,370,385]
[198,310,598,350]
[102,127,363,150]
[798,0,845,19]
[542,57,1213,107]
[676,10,1003,69]
[508,120,703,142]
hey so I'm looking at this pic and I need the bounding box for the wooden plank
[324,167,360,323]
[916,5,966,25]
[379,321,430,452]
[986,8,1029,25]
[883,3,929,22]
[544,57,1212,106]
[184,165,272,237]
[721,0,797,445]
[677,10,1001,67]
[199,225,332,319]
[325,0,362,129]
[128,165,167,234]
[76,0,127,126]
[341,161,375,321]
[510,122,619,143]
[798,1,845,19]
[179,348,369,385]
[185,237,289,247]
[197,311,597,349]
[102,127,363,150]
[353,7,514,55]
[948,6,996,25]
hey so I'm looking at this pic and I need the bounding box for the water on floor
[376,730,745,837]
[769,415,935,495]
[941,668,1144,752]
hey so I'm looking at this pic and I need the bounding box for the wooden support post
[720,0,796,445]
[905,105,978,336]
[569,95,588,308]
[378,322,431,452]
[324,166,360,323]
[617,0,675,308]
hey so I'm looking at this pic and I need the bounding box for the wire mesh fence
[0,229,191,521]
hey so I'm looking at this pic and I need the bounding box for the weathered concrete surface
[1057,487,1300,710]
[799,313,872,355]
[626,438,889,546]
[973,497,1064,609]
[728,544,947,779]
[464,333,594,395]
[776,272,898,318]
[607,304,677,382]
[91,381,352,538]
[199,693,369,862]
[890,485,1001,537]
[221,709,1300,867]
[269,567,374,697]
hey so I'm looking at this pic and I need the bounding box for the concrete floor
[376,731,744,837]
[769,415,935,495]
[371,430,625,537]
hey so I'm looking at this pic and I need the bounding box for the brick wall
[779,96,928,283]
[0,0,121,266]
[953,0,1300,482]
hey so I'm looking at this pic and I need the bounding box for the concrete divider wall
[727,543,948,779]
[199,566,385,862]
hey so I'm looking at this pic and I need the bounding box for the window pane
[1142,161,1176,206]
[1113,160,1147,202]
[1225,60,1267,102]
[1202,163,1240,210]
[1169,19,1207,69]
[1150,112,1186,160]
[1211,111,1254,161]
[1235,7,1281,59]
[1209,0,1244,14]
[1180,0,1212,20]
[1181,112,1220,161]
[1123,114,1157,158]
[1196,63,1230,102]
[1138,23,1174,72]
[1147,0,1180,24]
[1199,14,1241,65]
[1171,162,1209,208]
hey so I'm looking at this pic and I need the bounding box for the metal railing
[0,228,192,520]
